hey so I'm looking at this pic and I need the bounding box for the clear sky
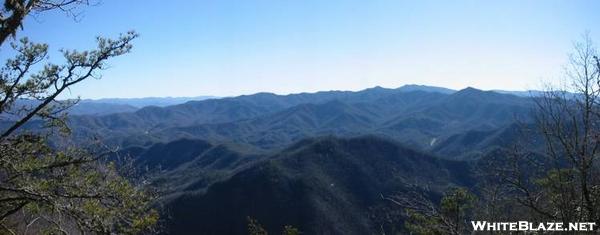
[8,0,600,98]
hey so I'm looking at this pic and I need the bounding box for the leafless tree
[501,33,600,224]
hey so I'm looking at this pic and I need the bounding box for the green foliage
[404,209,446,235]
[0,1,157,233]
[247,217,301,235]
[0,126,158,234]
[530,168,589,221]
[282,225,301,235]
[440,188,476,225]
[247,217,268,235]
[405,188,476,235]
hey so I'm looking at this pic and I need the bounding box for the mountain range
[5,85,543,234]
[63,86,532,151]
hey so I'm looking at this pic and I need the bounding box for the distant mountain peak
[241,92,277,97]
[397,84,456,94]
[454,86,486,95]
[461,86,482,91]
[361,86,391,93]
[448,86,531,104]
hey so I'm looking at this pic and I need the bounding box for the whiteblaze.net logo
[471,221,597,232]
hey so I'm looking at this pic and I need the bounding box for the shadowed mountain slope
[162,136,474,235]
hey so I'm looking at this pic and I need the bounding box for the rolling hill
[161,136,474,235]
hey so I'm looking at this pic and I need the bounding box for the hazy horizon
[76,84,537,100]
[4,0,600,99]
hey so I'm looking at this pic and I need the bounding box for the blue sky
[8,0,600,98]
